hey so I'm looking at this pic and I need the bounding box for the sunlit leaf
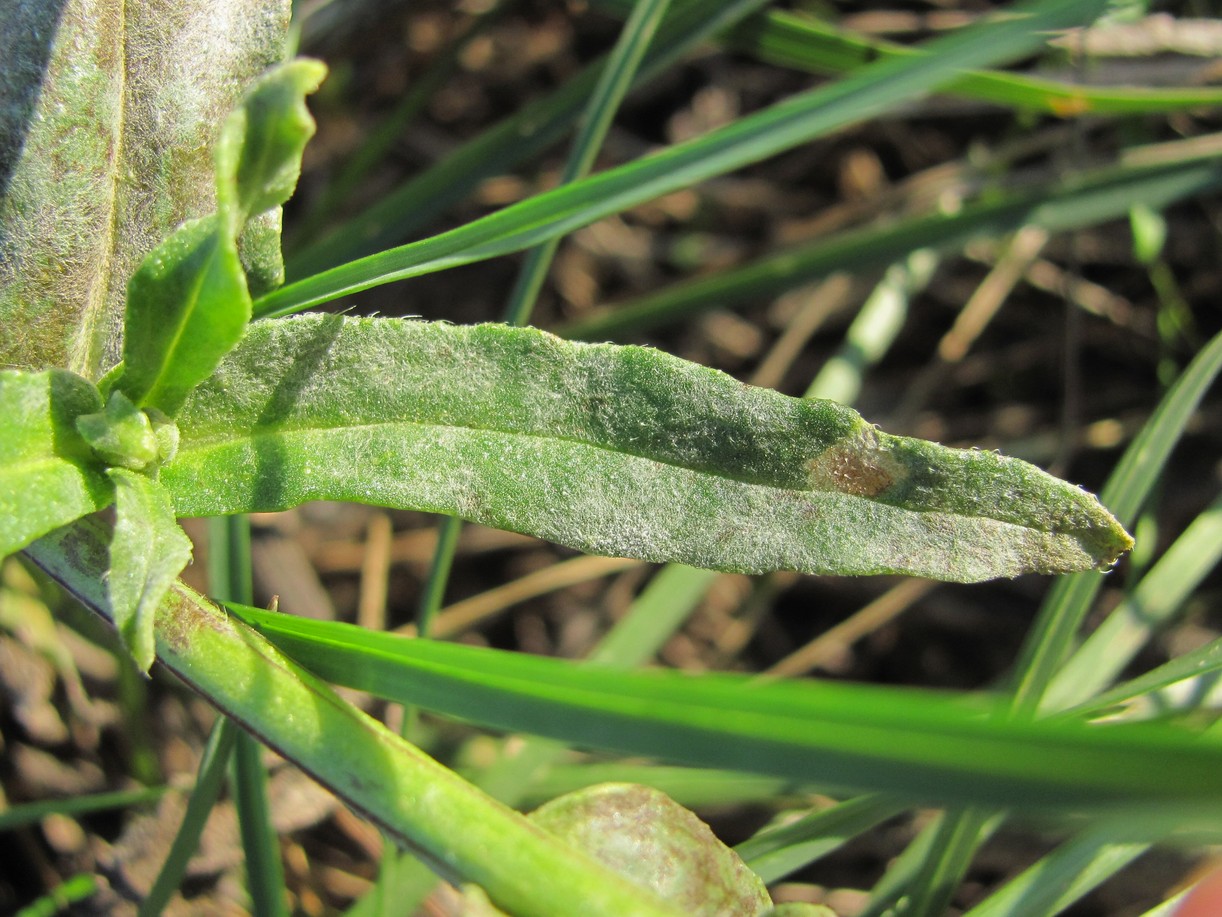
[106,468,193,671]
[162,316,1130,582]
[0,0,290,377]
[0,369,109,557]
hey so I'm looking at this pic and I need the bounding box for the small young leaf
[116,60,326,417]
[161,316,1132,582]
[215,59,327,230]
[117,216,251,416]
[0,370,110,557]
[76,391,160,471]
[107,468,193,672]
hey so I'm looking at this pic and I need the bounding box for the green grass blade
[288,3,509,247]
[590,566,720,666]
[964,825,1149,917]
[15,874,101,917]
[138,716,239,917]
[904,808,997,917]
[227,604,1222,820]
[592,0,1222,114]
[162,316,1130,581]
[1043,493,1222,712]
[0,786,165,832]
[558,152,1222,340]
[257,0,1109,318]
[207,514,287,917]
[501,0,672,327]
[1064,637,1222,722]
[1010,326,1222,716]
[735,795,905,885]
[804,252,936,404]
[286,0,771,275]
[721,7,1222,114]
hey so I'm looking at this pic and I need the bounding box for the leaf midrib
[177,415,811,493]
[69,21,128,379]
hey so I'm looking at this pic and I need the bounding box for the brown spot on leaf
[807,430,902,498]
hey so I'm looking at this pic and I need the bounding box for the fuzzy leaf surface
[161,316,1131,582]
[118,60,326,416]
[0,370,110,557]
[0,0,289,378]
[215,60,327,230]
[106,468,193,671]
[118,216,251,416]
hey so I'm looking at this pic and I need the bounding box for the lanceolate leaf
[215,59,328,231]
[118,216,251,415]
[0,0,290,378]
[106,468,193,672]
[118,61,327,417]
[0,370,110,557]
[161,316,1131,582]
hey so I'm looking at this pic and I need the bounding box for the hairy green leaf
[528,783,771,917]
[0,369,110,557]
[0,0,290,378]
[117,60,326,417]
[216,59,327,231]
[107,468,193,671]
[161,316,1131,582]
[75,390,160,471]
[118,215,251,415]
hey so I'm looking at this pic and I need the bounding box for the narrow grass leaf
[163,316,1130,581]
[227,604,1222,819]
[139,716,238,917]
[591,0,1222,114]
[0,786,165,832]
[560,153,1222,340]
[1065,637,1222,722]
[107,468,193,671]
[0,370,109,557]
[286,0,774,275]
[736,795,905,885]
[1011,326,1222,715]
[501,0,672,326]
[258,0,1108,318]
[720,6,1222,114]
[1043,493,1222,712]
[964,825,1149,917]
